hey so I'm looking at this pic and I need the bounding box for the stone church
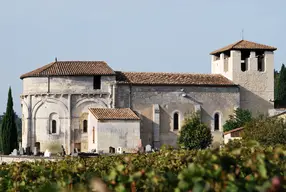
[20,39,276,154]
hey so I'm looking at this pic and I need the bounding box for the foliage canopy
[177,112,213,150]
[0,141,285,191]
[242,116,286,146]
[223,108,252,132]
[0,87,18,154]
[276,64,286,107]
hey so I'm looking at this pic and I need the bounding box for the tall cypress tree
[0,87,18,154]
[276,64,286,107]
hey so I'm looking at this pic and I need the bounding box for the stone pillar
[26,95,32,148]
[67,94,72,154]
[153,104,160,149]
[23,116,30,148]
[26,95,35,149]
[250,51,256,58]
[219,53,225,73]
[220,53,224,60]
[31,118,36,149]
[112,84,116,108]
[194,104,202,120]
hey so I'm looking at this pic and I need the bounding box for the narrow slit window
[52,120,57,134]
[93,76,101,89]
[83,120,88,133]
[93,126,95,143]
[214,113,219,131]
[173,112,179,131]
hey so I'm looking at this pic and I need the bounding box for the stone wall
[213,50,274,116]
[96,120,141,153]
[116,85,240,147]
[21,75,240,152]
[21,75,116,154]
[22,76,115,94]
[231,50,274,115]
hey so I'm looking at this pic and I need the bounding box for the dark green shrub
[177,112,213,150]
[223,108,252,132]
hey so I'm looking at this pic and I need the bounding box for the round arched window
[83,120,88,133]
[52,120,57,133]
[173,112,179,131]
[214,113,219,131]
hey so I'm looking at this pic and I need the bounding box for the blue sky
[0,0,285,115]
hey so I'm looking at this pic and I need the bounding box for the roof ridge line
[231,39,244,49]
[42,61,56,76]
[56,60,108,63]
[117,71,218,75]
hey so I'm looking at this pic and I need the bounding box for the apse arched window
[214,113,219,131]
[173,112,179,131]
[52,120,57,134]
[83,120,88,133]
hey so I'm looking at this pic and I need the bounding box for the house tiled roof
[89,108,140,120]
[271,110,286,118]
[223,127,244,135]
[210,40,277,55]
[20,61,115,79]
[116,71,236,86]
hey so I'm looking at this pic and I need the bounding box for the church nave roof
[116,71,236,86]
[20,60,115,79]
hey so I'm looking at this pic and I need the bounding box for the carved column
[26,95,32,148]
[21,95,31,149]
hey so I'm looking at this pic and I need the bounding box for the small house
[224,127,244,144]
[88,108,141,153]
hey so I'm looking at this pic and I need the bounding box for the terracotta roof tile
[20,61,115,79]
[116,71,236,86]
[210,40,277,55]
[89,108,140,120]
[224,127,244,135]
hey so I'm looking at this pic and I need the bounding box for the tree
[276,64,286,107]
[242,116,286,146]
[0,112,22,142]
[177,112,213,150]
[0,87,18,154]
[223,108,252,132]
[274,69,279,105]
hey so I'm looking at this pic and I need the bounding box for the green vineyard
[0,141,285,192]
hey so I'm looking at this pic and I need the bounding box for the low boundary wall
[0,155,63,163]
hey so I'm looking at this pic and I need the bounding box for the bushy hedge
[0,141,285,192]
[242,116,286,146]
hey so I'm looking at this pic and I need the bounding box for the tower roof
[20,60,115,79]
[210,40,277,55]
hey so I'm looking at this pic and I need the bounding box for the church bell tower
[210,40,277,115]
